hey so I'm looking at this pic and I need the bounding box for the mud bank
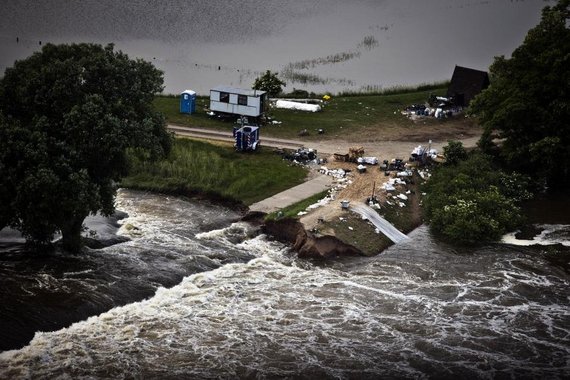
[261,217,362,259]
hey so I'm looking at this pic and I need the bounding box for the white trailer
[209,86,267,120]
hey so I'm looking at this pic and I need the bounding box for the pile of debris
[410,145,438,164]
[357,157,379,165]
[381,177,407,192]
[319,167,348,179]
[280,147,325,165]
[380,174,416,208]
[380,158,406,173]
[402,100,464,120]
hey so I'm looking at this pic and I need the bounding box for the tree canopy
[252,70,286,97]
[422,152,532,245]
[0,43,172,252]
[442,140,468,166]
[469,0,570,187]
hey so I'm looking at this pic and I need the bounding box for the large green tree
[252,70,286,97]
[469,0,570,186]
[0,43,172,252]
[423,153,532,245]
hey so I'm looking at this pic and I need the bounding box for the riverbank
[255,162,425,257]
[145,86,483,257]
[121,138,308,207]
[122,131,430,257]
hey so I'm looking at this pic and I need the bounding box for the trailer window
[219,92,230,103]
[238,94,247,106]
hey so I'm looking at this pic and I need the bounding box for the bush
[422,153,531,245]
[443,140,468,165]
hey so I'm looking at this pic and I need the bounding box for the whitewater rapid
[1,191,569,379]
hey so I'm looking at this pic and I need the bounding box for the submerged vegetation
[284,51,362,71]
[358,35,380,50]
[280,34,379,86]
[122,138,308,206]
[338,81,450,97]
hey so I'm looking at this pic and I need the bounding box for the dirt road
[168,123,482,234]
[167,124,481,159]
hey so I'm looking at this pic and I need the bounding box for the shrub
[422,153,531,245]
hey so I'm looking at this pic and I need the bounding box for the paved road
[248,174,334,214]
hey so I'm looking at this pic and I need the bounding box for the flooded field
[0,0,549,94]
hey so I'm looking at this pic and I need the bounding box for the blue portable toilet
[180,89,196,114]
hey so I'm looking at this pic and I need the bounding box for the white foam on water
[502,224,570,247]
[2,207,569,378]
[2,248,569,379]
[195,221,256,245]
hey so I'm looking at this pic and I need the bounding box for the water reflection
[1,0,549,94]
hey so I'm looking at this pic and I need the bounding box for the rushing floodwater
[1,1,568,377]
[0,189,569,379]
[0,0,550,94]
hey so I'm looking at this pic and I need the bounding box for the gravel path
[168,124,481,221]
[167,124,480,159]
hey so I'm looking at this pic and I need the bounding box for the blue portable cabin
[233,125,260,152]
[180,89,197,114]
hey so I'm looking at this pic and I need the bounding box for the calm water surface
[0,0,551,94]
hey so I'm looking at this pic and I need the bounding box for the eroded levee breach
[351,203,411,244]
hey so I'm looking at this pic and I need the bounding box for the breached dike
[351,203,410,244]
[261,218,361,259]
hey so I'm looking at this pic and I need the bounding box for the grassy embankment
[122,138,308,207]
[146,85,445,253]
[154,82,449,141]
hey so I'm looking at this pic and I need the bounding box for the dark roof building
[446,65,490,106]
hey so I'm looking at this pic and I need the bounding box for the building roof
[211,86,266,97]
[446,65,490,106]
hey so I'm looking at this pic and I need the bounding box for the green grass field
[122,138,308,206]
[154,84,449,140]
[265,190,330,221]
